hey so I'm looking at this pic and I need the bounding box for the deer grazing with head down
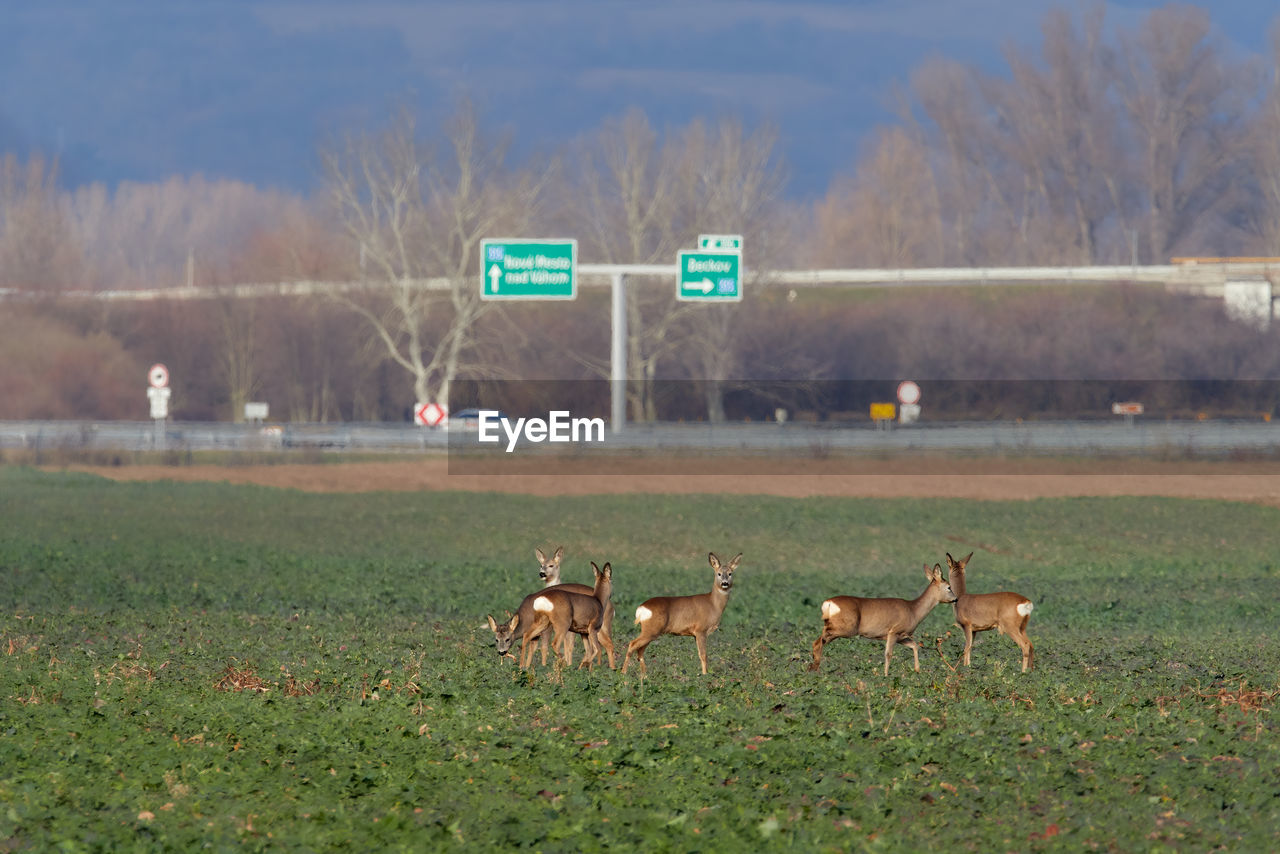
[622,552,741,676]
[536,546,617,669]
[945,552,1034,672]
[486,561,613,670]
[809,563,957,675]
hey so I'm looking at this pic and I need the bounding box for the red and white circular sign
[414,401,448,427]
[897,381,921,405]
[148,363,170,389]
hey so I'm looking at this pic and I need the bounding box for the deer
[536,546,617,669]
[945,552,1035,672]
[532,561,613,670]
[809,563,957,675]
[622,552,741,676]
[485,602,550,670]
[484,561,613,670]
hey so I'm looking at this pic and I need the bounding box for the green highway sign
[698,234,743,251]
[480,239,577,300]
[677,249,742,302]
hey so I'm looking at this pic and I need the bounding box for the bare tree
[569,111,788,421]
[1114,5,1255,262]
[572,109,690,421]
[672,117,788,421]
[0,153,86,291]
[322,103,551,411]
[994,6,1132,264]
[1248,21,1280,253]
[810,126,941,268]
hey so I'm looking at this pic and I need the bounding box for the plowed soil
[52,456,1280,506]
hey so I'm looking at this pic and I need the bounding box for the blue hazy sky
[1,1,1275,198]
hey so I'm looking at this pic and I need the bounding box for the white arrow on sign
[488,264,502,293]
[691,278,714,294]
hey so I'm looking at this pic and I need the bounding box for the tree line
[3,4,1280,423]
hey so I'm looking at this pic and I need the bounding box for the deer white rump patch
[1017,601,1034,617]
[821,600,841,619]
[533,596,554,613]
[635,605,653,623]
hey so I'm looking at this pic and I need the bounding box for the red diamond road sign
[415,401,447,427]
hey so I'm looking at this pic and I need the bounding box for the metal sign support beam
[610,272,627,434]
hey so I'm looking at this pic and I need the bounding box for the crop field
[2,465,1279,850]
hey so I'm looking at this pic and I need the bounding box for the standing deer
[622,552,741,676]
[945,552,1035,672]
[533,561,613,670]
[485,561,614,670]
[536,546,617,669]
[809,563,957,675]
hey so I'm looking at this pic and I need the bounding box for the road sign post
[677,250,742,302]
[897,381,921,424]
[146,363,170,451]
[870,402,896,431]
[480,239,577,300]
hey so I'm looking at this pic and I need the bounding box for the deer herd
[486,547,1034,677]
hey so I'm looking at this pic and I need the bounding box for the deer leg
[580,630,599,671]
[899,635,920,672]
[623,636,650,675]
[598,624,616,670]
[600,603,617,670]
[540,633,550,667]
[883,634,896,676]
[1011,623,1034,672]
[520,633,536,670]
[695,632,709,675]
[559,624,574,668]
[809,631,829,672]
[962,624,975,666]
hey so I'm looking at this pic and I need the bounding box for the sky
[0,0,1276,199]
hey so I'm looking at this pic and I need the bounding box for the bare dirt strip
[48,456,1280,506]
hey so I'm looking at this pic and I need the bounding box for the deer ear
[924,563,935,581]
[486,615,498,632]
[590,561,600,574]
[708,552,721,569]
[945,553,957,568]
[507,613,519,631]
[961,552,973,568]
[727,553,743,570]
[553,546,564,561]
[601,562,611,576]
[535,547,547,563]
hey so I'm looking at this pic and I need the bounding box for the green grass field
[1,466,1278,851]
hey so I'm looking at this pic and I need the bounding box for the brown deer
[485,561,613,670]
[945,552,1035,672]
[485,608,544,668]
[622,552,741,676]
[809,563,957,675]
[536,546,617,669]
[533,561,613,670]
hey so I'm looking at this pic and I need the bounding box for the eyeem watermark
[477,410,605,452]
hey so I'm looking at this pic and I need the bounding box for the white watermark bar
[442,379,1280,475]
[476,410,606,453]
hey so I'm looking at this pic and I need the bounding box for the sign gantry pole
[610,272,627,434]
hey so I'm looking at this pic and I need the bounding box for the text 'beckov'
[477,410,606,452]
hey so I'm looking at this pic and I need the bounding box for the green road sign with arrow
[480,239,577,300]
[677,249,741,302]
